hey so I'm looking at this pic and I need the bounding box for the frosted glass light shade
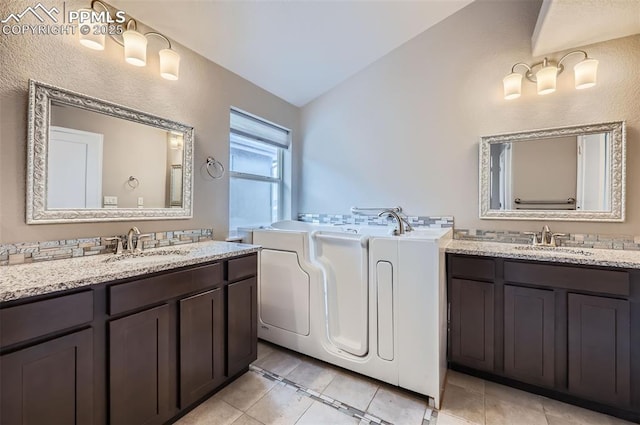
[574,58,598,89]
[77,9,105,50]
[159,49,180,80]
[536,65,557,95]
[503,73,523,100]
[123,30,147,66]
[79,31,105,50]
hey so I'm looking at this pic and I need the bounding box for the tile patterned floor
[176,341,636,425]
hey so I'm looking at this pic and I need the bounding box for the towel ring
[203,156,225,180]
[127,176,139,189]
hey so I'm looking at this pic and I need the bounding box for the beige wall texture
[511,136,577,206]
[299,0,640,235]
[52,105,170,209]
[0,0,300,243]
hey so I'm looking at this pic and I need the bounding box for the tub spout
[378,210,406,235]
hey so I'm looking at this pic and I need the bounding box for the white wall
[299,0,640,235]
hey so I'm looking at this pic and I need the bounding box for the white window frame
[229,109,289,228]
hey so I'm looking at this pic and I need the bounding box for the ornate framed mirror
[27,80,194,223]
[479,121,625,222]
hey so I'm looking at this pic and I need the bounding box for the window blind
[230,109,290,149]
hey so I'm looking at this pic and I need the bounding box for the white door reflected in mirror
[47,127,103,209]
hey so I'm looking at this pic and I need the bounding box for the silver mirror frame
[479,121,626,222]
[26,80,194,224]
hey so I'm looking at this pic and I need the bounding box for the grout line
[293,398,315,425]
[250,365,393,425]
[364,386,381,415]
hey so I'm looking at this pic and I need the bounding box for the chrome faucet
[525,225,567,247]
[104,236,124,254]
[379,210,410,235]
[127,227,140,253]
[135,234,153,253]
[541,225,551,245]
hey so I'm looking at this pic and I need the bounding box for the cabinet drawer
[504,261,629,296]
[449,255,495,281]
[109,263,223,315]
[228,254,257,282]
[0,291,93,348]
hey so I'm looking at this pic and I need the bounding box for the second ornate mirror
[479,121,626,222]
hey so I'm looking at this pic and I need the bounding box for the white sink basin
[513,245,594,257]
[103,249,190,264]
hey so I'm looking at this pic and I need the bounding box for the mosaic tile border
[298,213,454,229]
[454,228,640,251]
[250,364,435,425]
[0,228,213,266]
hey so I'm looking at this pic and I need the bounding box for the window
[229,109,290,230]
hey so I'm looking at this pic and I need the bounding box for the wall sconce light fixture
[78,0,180,80]
[503,50,598,100]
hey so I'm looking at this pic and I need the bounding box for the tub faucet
[127,227,140,253]
[379,210,406,235]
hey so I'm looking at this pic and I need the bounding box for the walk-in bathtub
[252,220,451,407]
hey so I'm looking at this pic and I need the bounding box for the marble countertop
[0,241,261,303]
[446,239,640,269]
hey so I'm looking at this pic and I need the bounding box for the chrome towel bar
[514,198,575,205]
[351,206,402,215]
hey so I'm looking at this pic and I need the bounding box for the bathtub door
[259,249,310,336]
[312,232,369,357]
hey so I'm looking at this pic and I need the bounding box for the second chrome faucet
[525,225,567,247]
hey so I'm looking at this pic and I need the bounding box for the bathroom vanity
[446,242,640,423]
[0,242,259,425]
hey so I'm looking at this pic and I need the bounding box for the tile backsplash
[298,213,454,228]
[454,228,640,251]
[0,229,213,266]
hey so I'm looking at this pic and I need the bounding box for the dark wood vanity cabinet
[567,293,630,406]
[109,305,171,425]
[449,278,494,372]
[503,285,556,388]
[0,291,95,425]
[447,253,639,422]
[1,328,94,425]
[0,252,258,425]
[228,277,258,376]
[179,288,225,408]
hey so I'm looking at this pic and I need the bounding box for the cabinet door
[1,328,93,425]
[504,285,555,387]
[179,288,225,408]
[450,278,494,371]
[227,277,257,376]
[568,294,630,406]
[110,305,170,425]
